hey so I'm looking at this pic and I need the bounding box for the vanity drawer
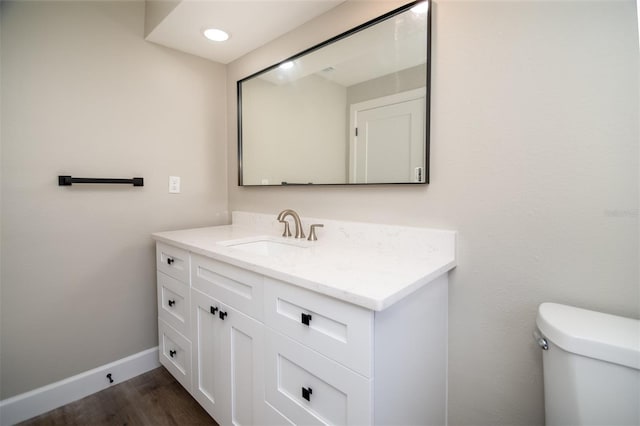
[264,278,373,377]
[156,242,190,283]
[265,329,372,426]
[191,254,264,321]
[158,319,192,391]
[157,272,190,336]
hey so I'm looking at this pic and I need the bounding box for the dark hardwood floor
[18,367,218,426]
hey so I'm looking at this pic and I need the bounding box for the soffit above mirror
[145,0,345,64]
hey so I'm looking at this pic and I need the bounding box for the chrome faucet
[277,209,305,239]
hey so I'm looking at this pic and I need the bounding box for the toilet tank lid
[537,303,640,370]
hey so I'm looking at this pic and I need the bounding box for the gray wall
[228,1,639,425]
[0,0,228,398]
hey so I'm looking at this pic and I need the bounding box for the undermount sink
[219,237,309,256]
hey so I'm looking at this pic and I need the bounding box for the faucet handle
[279,220,292,237]
[307,224,324,241]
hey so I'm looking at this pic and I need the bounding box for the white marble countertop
[152,212,457,311]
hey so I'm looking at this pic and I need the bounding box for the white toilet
[536,303,640,426]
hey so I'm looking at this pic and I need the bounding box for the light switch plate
[169,176,181,193]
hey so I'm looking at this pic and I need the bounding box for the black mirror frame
[237,0,431,187]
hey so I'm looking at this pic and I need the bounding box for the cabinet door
[264,278,373,377]
[191,254,264,321]
[156,243,190,283]
[218,303,265,426]
[265,329,372,426]
[191,289,228,422]
[157,272,190,336]
[158,319,191,391]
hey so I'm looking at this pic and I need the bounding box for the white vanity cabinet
[153,215,455,426]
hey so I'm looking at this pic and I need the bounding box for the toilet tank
[536,303,640,426]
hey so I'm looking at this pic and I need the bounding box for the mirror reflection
[238,1,430,186]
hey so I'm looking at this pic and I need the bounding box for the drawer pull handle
[301,313,312,326]
[169,350,176,358]
[219,310,228,320]
[168,300,176,307]
[302,387,313,401]
[167,258,174,265]
[210,306,218,315]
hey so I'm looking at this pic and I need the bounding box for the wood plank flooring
[18,367,218,426]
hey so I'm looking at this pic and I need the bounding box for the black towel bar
[58,176,143,187]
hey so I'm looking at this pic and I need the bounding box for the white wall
[0,0,228,399]
[228,1,639,424]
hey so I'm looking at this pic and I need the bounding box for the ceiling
[145,0,346,64]
[257,8,427,87]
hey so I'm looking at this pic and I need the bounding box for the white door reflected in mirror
[350,88,425,183]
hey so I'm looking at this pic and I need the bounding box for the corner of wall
[143,0,180,39]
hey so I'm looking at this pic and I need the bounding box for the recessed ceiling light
[411,1,429,14]
[203,28,229,42]
[279,61,294,70]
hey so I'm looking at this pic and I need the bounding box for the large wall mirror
[237,1,431,186]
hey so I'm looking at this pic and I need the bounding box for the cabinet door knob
[169,350,176,358]
[168,299,176,307]
[302,387,313,401]
[210,306,218,315]
[301,313,312,326]
[219,311,228,320]
[167,258,174,265]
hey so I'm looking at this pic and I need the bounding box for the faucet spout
[277,209,306,239]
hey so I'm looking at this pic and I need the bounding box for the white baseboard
[0,347,160,426]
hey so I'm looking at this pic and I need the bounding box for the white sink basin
[219,237,309,256]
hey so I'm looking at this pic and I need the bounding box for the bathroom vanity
[152,212,456,425]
